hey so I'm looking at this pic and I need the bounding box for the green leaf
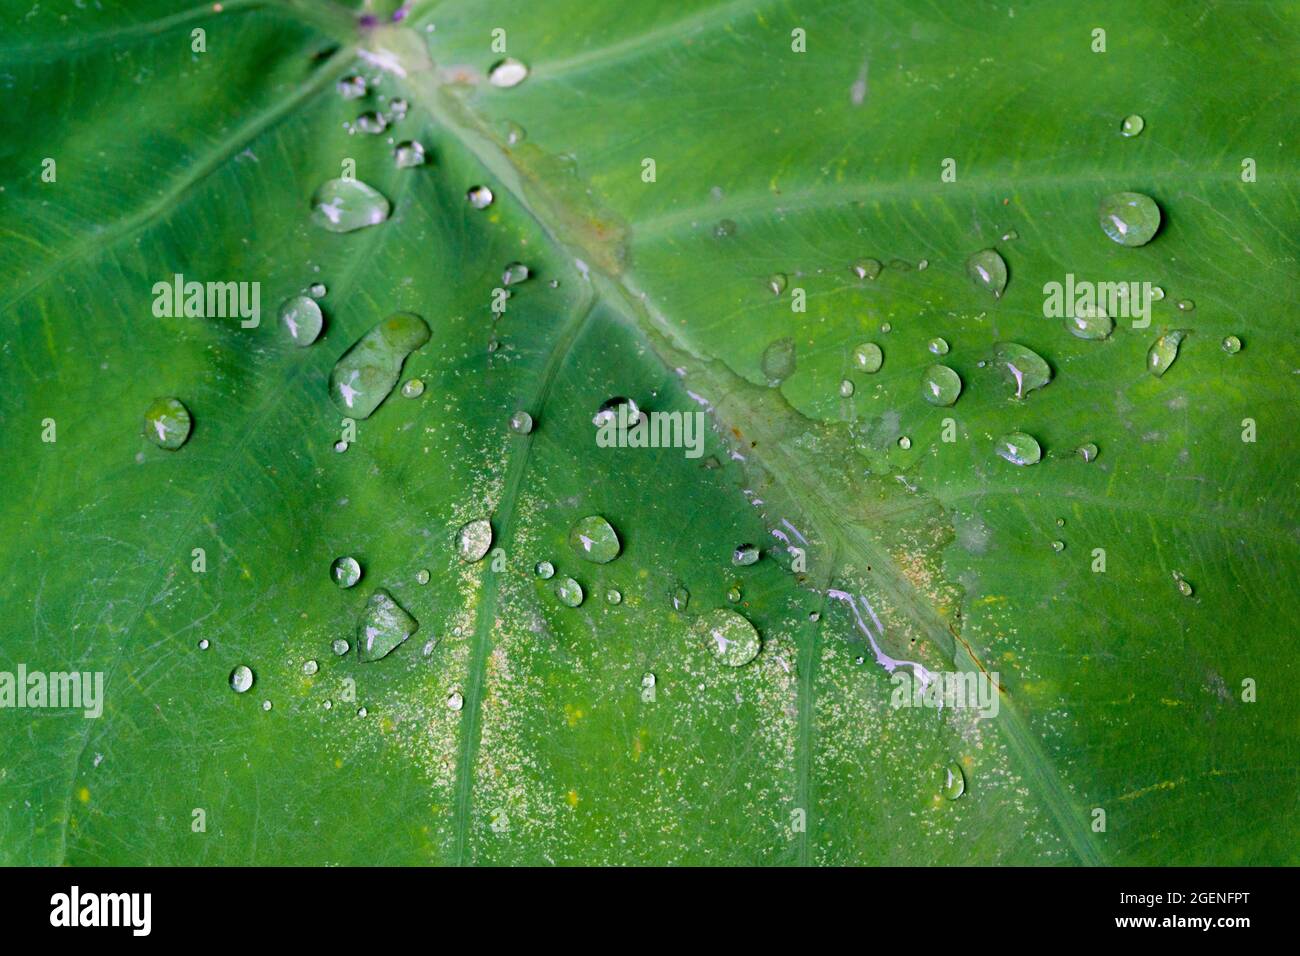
[2,0,1296,865]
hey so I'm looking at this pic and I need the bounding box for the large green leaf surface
[2,0,1297,865]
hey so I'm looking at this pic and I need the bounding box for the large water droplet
[1147,330,1186,377]
[229,665,254,693]
[761,337,797,386]
[593,396,642,428]
[927,337,950,356]
[941,762,966,800]
[993,342,1052,399]
[331,556,361,588]
[302,659,319,676]
[456,519,493,562]
[329,312,431,419]
[279,295,323,347]
[534,560,555,579]
[995,432,1042,466]
[1077,442,1099,462]
[838,379,855,398]
[509,410,534,434]
[332,638,350,656]
[1120,114,1145,137]
[143,397,191,450]
[1099,191,1161,246]
[696,608,761,667]
[920,364,962,406]
[1065,310,1115,340]
[488,57,529,88]
[394,140,426,168]
[852,342,883,373]
[357,588,418,662]
[569,515,621,564]
[311,178,391,233]
[556,577,584,607]
[732,544,760,566]
[966,249,1008,297]
[502,262,530,286]
[400,378,424,399]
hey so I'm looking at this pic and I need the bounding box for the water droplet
[261,699,273,711]
[641,672,656,689]
[311,178,391,233]
[394,140,426,168]
[357,588,418,662]
[852,342,883,373]
[993,342,1052,399]
[761,337,797,386]
[466,185,494,209]
[488,57,529,88]
[1001,228,1019,241]
[920,364,962,406]
[356,706,368,718]
[726,585,742,602]
[302,659,319,675]
[1147,330,1186,377]
[966,249,1008,297]
[940,762,966,800]
[337,74,366,99]
[501,120,526,145]
[767,273,788,296]
[1172,570,1194,597]
[927,337,949,356]
[605,588,622,605]
[696,608,761,667]
[501,261,530,286]
[851,258,882,280]
[198,639,210,650]
[713,219,737,239]
[330,556,361,588]
[509,410,534,434]
[1221,335,1242,354]
[732,544,760,566]
[229,665,254,694]
[556,577,584,607]
[278,295,323,346]
[1151,286,1166,301]
[143,397,191,450]
[456,519,493,563]
[334,440,349,453]
[400,378,425,399]
[569,515,621,564]
[661,583,687,612]
[309,283,327,299]
[388,98,408,120]
[332,638,350,656]
[897,435,912,450]
[1120,113,1145,137]
[446,690,465,711]
[995,431,1042,466]
[880,322,892,333]
[534,561,555,579]
[1051,540,1065,553]
[1065,310,1115,340]
[323,700,333,710]
[329,312,431,419]
[838,379,855,398]
[593,396,642,427]
[355,110,387,134]
[1099,191,1161,247]
[1176,299,1195,312]
[1077,442,1099,462]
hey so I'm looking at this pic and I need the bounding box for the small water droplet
[278,296,323,346]
[534,561,555,579]
[394,140,426,168]
[329,312,431,419]
[198,639,210,650]
[332,638,350,656]
[713,218,737,238]
[1001,228,1019,241]
[416,569,430,585]
[337,74,366,99]
[556,577,584,607]
[334,440,349,453]
[1065,310,1115,340]
[1147,330,1186,377]
[388,98,408,120]
[995,431,1042,466]
[732,544,760,566]
[1120,113,1145,137]
[642,672,656,688]
[1077,442,1099,462]
[466,185,494,209]
[1151,286,1166,301]
[880,322,892,333]
[357,588,418,661]
[851,257,882,280]
[509,409,534,434]
[966,249,1008,297]
[838,378,855,398]
[501,120,526,145]
[897,435,912,450]
[920,364,962,406]
[569,515,621,564]
[229,665,254,694]
[1051,540,1065,553]
[309,283,327,299]
[726,585,742,602]
[1099,191,1161,246]
[767,273,788,296]
[311,178,391,233]
[605,588,622,605]
[302,659,319,675]
[852,342,883,373]
[355,110,387,135]
[502,261,530,285]
[1176,299,1195,312]
[993,342,1052,399]
[1172,570,1194,597]
[331,556,361,588]
[356,706,368,718]
[941,762,966,800]
[671,585,690,611]
[1221,335,1242,354]
[262,699,273,711]
[593,396,642,427]
[761,337,797,386]
[143,397,191,450]
[927,337,949,356]
[456,519,493,563]
[488,57,529,88]
[323,699,333,710]
[447,690,465,711]
[696,608,761,667]
[400,378,425,399]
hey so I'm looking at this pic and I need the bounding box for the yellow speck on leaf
[77,787,90,804]
[566,790,579,808]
